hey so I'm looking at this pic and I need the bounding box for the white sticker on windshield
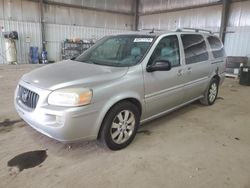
[134,38,153,42]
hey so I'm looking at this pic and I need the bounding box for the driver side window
[149,35,180,68]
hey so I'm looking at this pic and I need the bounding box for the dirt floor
[0,64,250,188]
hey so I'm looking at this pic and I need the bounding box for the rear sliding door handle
[187,67,192,73]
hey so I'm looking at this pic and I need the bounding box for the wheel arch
[212,74,220,84]
[95,95,143,139]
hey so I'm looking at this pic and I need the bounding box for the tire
[99,101,140,150]
[200,78,219,105]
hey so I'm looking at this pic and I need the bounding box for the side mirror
[146,60,171,72]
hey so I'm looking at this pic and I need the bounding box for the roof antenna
[149,28,155,34]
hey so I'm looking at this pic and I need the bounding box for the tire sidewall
[207,79,219,105]
[101,102,140,150]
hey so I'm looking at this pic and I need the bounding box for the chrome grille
[18,85,39,109]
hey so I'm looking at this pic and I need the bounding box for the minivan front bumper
[15,80,101,143]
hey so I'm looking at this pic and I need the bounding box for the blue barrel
[29,47,39,64]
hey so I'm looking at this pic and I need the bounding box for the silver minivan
[15,28,226,150]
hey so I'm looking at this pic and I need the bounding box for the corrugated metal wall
[1,0,250,63]
[139,5,222,32]
[224,1,250,57]
[0,0,134,64]
[139,0,250,57]
[45,23,134,61]
[138,0,222,32]
[43,3,133,30]
[50,0,134,13]
[0,0,40,22]
[139,0,220,13]
[0,0,134,27]
[0,19,42,64]
[0,19,134,64]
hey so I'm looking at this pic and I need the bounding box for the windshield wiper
[75,59,94,64]
[92,60,123,67]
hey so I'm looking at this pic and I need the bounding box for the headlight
[48,88,92,107]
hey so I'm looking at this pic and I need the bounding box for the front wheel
[200,78,219,105]
[99,101,140,150]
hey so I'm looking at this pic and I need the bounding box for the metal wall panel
[94,0,106,10]
[50,0,134,13]
[0,19,42,64]
[4,0,22,20]
[21,0,40,22]
[0,19,134,64]
[2,0,11,19]
[80,9,97,27]
[42,2,134,29]
[0,0,3,19]
[105,0,134,12]
[81,0,96,8]
[140,0,220,13]
[55,5,71,24]
[2,0,249,62]
[69,7,84,26]
[0,1,2,19]
[0,0,134,64]
[228,1,250,27]
[44,4,56,23]
[138,0,250,57]
[139,5,222,32]
[0,19,5,64]
[0,0,134,29]
[224,1,250,56]
[0,0,40,22]
[224,26,250,56]
[45,23,134,62]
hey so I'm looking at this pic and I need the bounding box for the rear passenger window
[207,36,225,58]
[181,34,209,64]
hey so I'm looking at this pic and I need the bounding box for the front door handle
[177,69,183,76]
[187,67,192,73]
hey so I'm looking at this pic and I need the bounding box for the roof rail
[139,28,167,33]
[176,28,213,34]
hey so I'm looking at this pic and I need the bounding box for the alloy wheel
[110,110,136,144]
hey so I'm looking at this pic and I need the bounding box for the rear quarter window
[181,34,209,64]
[207,36,225,58]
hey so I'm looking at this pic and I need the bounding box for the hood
[21,60,128,90]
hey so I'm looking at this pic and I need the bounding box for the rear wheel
[200,78,219,105]
[99,101,140,150]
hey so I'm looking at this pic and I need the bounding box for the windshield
[75,35,155,67]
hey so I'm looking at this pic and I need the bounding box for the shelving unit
[61,39,94,60]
